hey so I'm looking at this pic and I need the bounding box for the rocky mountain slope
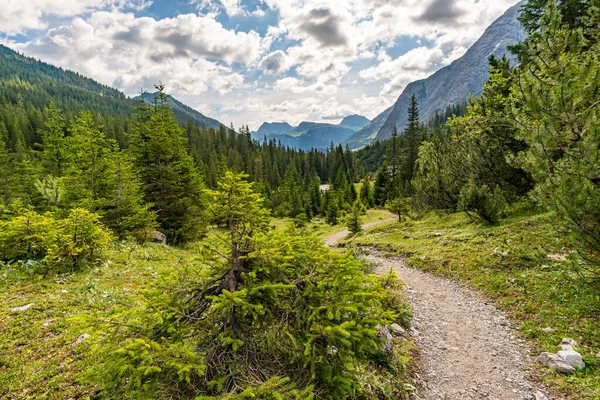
[346,1,525,146]
[343,106,393,149]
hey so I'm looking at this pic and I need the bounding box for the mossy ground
[345,210,600,399]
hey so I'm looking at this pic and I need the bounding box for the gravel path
[366,252,544,400]
[325,226,553,400]
[323,218,396,247]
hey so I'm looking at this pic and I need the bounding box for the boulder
[557,349,585,370]
[377,325,394,353]
[542,327,555,334]
[534,390,549,400]
[390,323,406,336]
[537,352,576,374]
[149,230,167,245]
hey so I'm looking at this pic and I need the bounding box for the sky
[0,0,520,130]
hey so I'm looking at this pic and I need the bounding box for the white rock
[390,323,406,336]
[542,327,555,334]
[537,352,576,374]
[534,390,549,400]
[71,333,90,347]
[596,353,600,359]
[557,349,585,370]
[10,303,34,313]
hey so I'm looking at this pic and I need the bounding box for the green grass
[345,211,600,399]
[0,243,198,399]
[271,209,395,238]
[0,212,406,399]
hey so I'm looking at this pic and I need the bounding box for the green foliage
[47,208,112,269]
[346,200,364,235]
[0,207,111,270]
[86,175,404,399]
[386,197,412,222]
[131,86,207,244]
[457,183,506,224]
[511,1,600,280]
[0,209,57,261]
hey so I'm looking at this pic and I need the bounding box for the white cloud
[0,0,522,130]
[9,10,266,96]
[0,0,150,35]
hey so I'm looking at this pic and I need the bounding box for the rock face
[252,122,294,140]
[253,115,371,151]
[339,114,370,131]
[343,106,393,149]
[374,1,526,142]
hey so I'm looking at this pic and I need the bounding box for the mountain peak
[350,1,526,145]
[339,115,370,130]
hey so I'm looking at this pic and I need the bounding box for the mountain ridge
[374,0,526,142]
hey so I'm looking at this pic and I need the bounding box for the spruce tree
[403,94,422,184]
[359,175,374,208]
[39,102,67,177]
[130,85,206,243]
[387,126,401,199]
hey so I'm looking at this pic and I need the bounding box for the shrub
[47,208,112,269]
[0,208,111,272]
[0,210,57,261]
[458,183,506,224]
[85,173,407,399]
[346,200,364,235]
[386,197,412,222]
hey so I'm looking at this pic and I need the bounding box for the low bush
[458,183,506,224]
[0,207,111,272]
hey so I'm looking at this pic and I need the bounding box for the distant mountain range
[345,0,526,147]
[252,115,370,150]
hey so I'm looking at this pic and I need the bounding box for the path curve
[323,218,396,247]
[325,226,552,400]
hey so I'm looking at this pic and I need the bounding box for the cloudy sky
[0,0,520,130]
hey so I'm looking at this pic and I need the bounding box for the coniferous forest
[1,1,600,399]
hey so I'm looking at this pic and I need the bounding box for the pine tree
[39,102,67,177]
[403,94,422,184]
[387,126,401,199]
[346,199,364,235]
[373,165,389,206]
[130,85,207,243]
[63,112,156,238]
[359,175,374,208]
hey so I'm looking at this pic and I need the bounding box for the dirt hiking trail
[325,221,554,400]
